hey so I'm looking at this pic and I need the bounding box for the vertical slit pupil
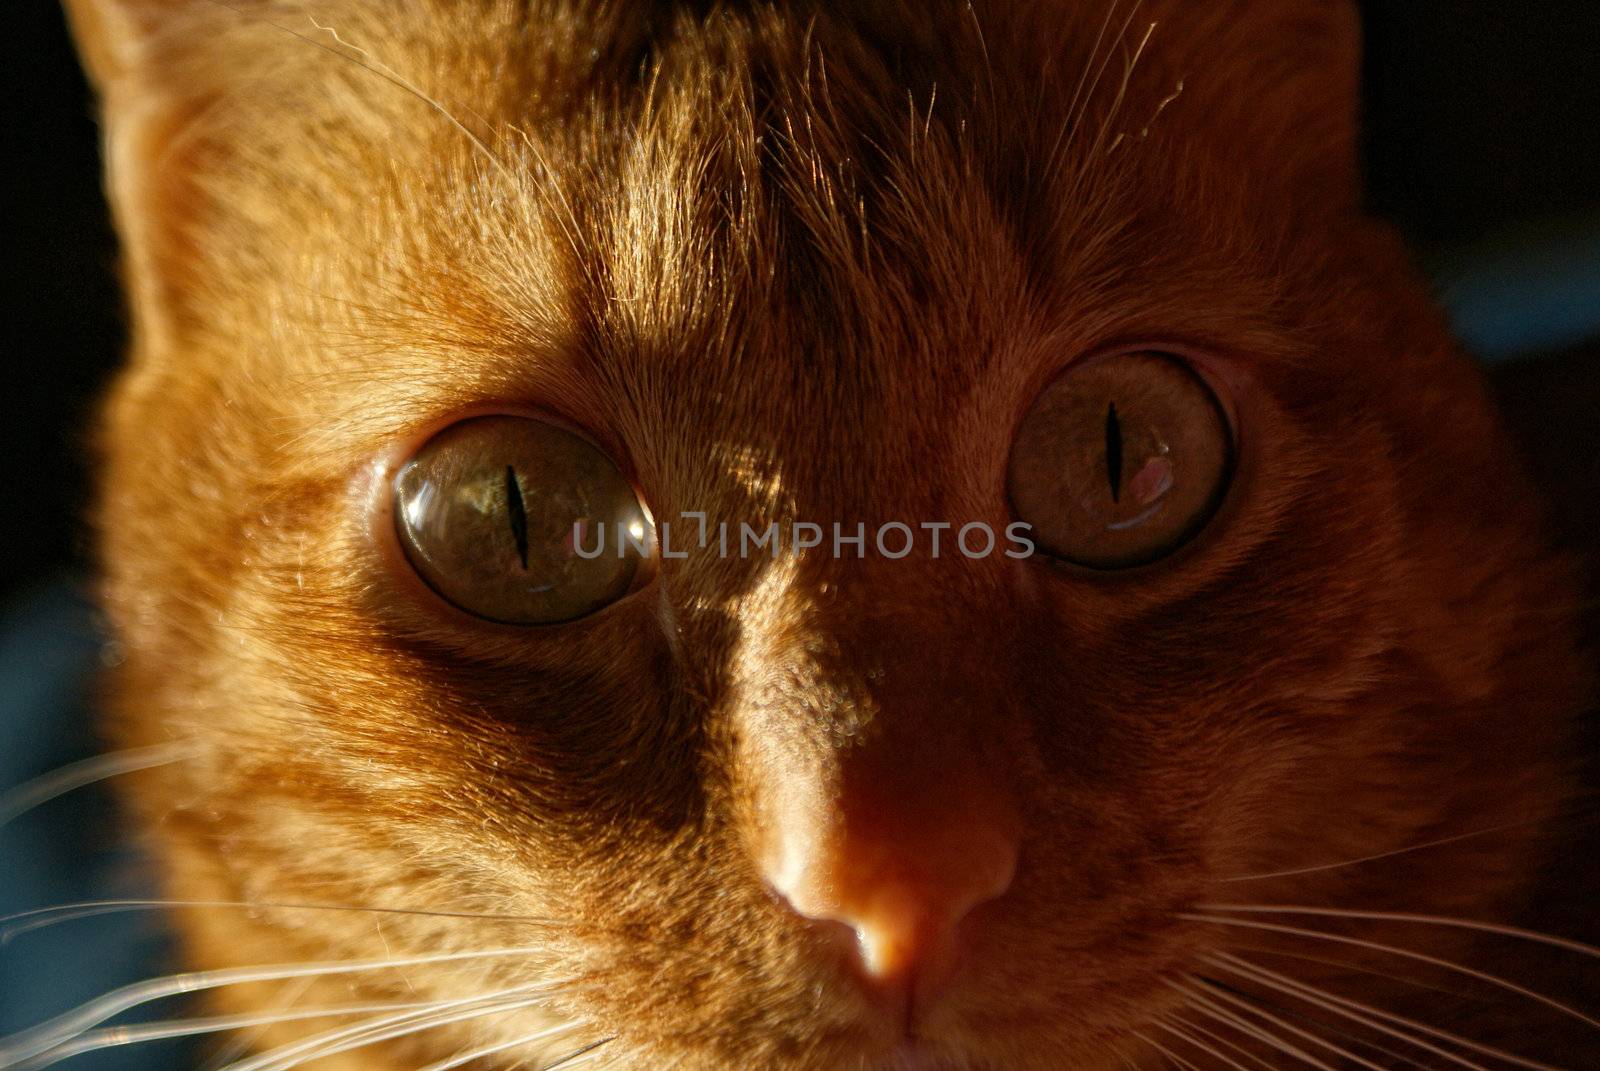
[504,465,530,569]
[1105,401,1124,503]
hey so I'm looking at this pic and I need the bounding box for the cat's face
[67,1,1588,1067]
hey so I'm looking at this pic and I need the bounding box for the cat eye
[1007,352,1233,569]
[391,416,651,624]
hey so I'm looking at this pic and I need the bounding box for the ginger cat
[36,0,1597,1067]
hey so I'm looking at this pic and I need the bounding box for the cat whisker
[417,1020,586,1071]
[1205,951,1561,1071]
[198,0,514,183]
[0,898,555,944]
[0,946,559,1066]
[1189,976,1435,1069]
[1108,78,1184,156]
[1217,825,1519,883]
[1090,19,1159,160]
[1198,903,1600,961]
[200,977,315,1071]
[1163,1010,1278,1071]
[1171,983,1337,1070]
[1114,1043,1143,1071]
[510,126,588,275]
[961,0,999,124]
[540,1036,616,1069]
[1045,0,1126,175]
[218,987,553,1071]
[1057,0,1145,195]
[1219,803,1598,883]
[1217,941,1475,1001]
[1126,1024,1203,1062]
[1182,912,1600,1032]
[9,996,448,1071]
[1190,979,1391,1071]
[0,742,194,830]
[1152,1017,1253,1071]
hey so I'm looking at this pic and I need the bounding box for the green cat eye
[392,416,651,624]
[1007,352,1233,569]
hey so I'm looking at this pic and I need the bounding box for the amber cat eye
[1007,352,1233,568]
[391,415,652,624]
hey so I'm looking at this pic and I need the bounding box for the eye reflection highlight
[391,416,652,624]
[1007,352,1232,568]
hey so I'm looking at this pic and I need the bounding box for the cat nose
[763,759,1019,994]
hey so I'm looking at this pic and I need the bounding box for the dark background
[3,2,1599,604]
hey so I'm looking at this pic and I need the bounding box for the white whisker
[1090,20,1158,160]
[1,899,550,943]
[1184,913,1600,1033]
[1200,903,1600,961]
[0,946,552,1065]
[1209,962,1478,1070]
[1045,0,1123,174]
[1220,816,1564,883]
[1072,0,1143,145]
[1174,983,1338,1071]
[510,127,587,272]
[221,986,553,1071]
[201,977,314,1071]
[1208,951,1562,1071]
[11,997,439,1071]
[0,743,193,829]
[1194,982,1389,1071]
[1154,1018,1253,1071]
[541,1037,614,1069]
[197,0,513,183]
[1131,1025,1203,1070]
[418,1020,584,1071]
[1219,942,1473,1000]
[1164,1011,1278,1071]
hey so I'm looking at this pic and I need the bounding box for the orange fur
[62,1,1594,1067]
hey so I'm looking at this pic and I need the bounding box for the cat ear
[1147,0,1364,207]
[62,0,243,352]
[63,0,173,93]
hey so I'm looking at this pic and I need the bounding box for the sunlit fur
[62,0,1593,1067]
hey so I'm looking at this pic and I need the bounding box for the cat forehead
[372,8,1200,429]
[322,23,1011,477]
[121,0,1347,493]
[384,118,1036,514]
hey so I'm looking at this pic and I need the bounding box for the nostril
[766,827,1018,991]
[851,849,1016,984]
[750,729,1021,1002]
[772,891,861,952]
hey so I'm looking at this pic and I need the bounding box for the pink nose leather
[764,754,1019,995]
